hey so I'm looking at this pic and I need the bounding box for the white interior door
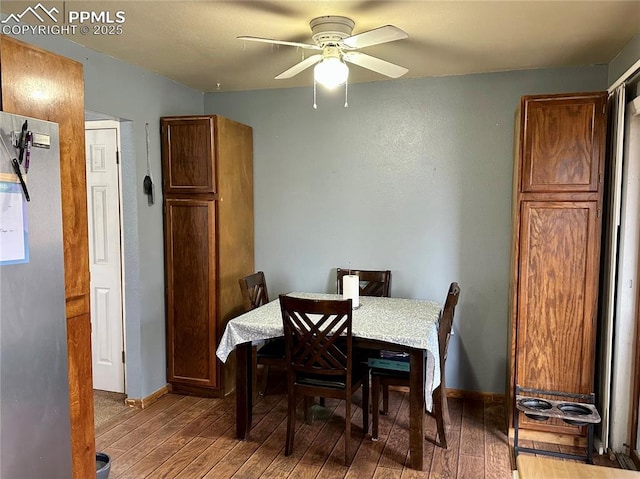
[85,121,125,393]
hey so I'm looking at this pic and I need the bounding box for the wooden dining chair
[279,294,369,466]
[238,271,285,396]
[370,282,460,449]
[336,268,391,297]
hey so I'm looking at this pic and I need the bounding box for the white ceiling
[2,1,640,92]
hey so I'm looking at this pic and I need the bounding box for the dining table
[216,292,442,471]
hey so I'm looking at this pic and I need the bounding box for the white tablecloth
[217,292,442,410]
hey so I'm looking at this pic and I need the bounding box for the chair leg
[371,375,380,441]
[344,395,351,466]
[382,384,389,415]
[435,385,450,427]
[433,386,447,449]
[260,364,270,396]
[285,391,296,456]
[319,397,325,407]
[441,390,450,428]
[362,378,369,435]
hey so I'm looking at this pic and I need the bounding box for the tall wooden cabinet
[161,115,254,397]
[508,92,608,437]
[0,36,94,478]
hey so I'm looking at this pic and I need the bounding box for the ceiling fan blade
[342,25,408,49]
[343,52,408,78]
[275,54,322,79]
[237,36,321,50]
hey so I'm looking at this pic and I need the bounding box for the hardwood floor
[97,384,518,479]
[97,362,627,479]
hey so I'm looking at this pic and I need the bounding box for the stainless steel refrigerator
[0,111,72,477]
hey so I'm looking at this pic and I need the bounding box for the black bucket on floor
[96,452,111,479]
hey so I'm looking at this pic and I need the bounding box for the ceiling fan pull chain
[344,80,348,108]
[313,80,318,109]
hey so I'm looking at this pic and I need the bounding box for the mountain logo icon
[1,3,59,24]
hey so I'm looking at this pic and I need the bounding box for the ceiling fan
[238,16,409,89]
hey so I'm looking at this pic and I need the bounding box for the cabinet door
[161,117,216,194]
[165,199,218,388]
[521,94,606,193]
[516,201,599,430]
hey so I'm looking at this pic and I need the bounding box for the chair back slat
[336,268,391,297]
[438,282,460,374]
[239,271,269,312]
[280,295,353,379]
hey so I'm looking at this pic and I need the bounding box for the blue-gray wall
[6,26,639,397]
[204,66,608,393]
[609,32,640,85]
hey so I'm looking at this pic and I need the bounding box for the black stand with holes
[513,385,601,464]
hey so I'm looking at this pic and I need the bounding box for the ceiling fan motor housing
[310,16,355,46]
[239,15,408,81]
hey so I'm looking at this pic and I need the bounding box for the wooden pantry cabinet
[507,92,608,436]
[161,115,254,397]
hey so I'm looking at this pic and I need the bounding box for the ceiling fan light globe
[314,58,348,89]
